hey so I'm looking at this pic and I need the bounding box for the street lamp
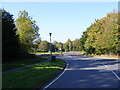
[49,33,52,56]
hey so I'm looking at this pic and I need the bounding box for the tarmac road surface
[44,53,120,89]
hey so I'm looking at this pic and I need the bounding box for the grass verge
[93,54,118,59]
[2,59,66,89]
[2,56,47,72]
[77,53,118,59]
[35,52,64,55]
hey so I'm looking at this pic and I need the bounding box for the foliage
[52,41,59,52]
[63,39,81,52]
[79,31,88,51]
[63,42,69,52]
[80,12,118,55]
[39,40,50,51]
[72,39,80,51]
[2,9,20,62]
[56,42,64,51]
[15,10,39,53]
[63,39,73,52]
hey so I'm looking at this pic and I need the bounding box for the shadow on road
[50,57,120,88]
[58,69,119,88]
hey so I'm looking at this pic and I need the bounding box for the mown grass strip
[2,56,47,72]
[35,52,64,55]
[2,59,66,88]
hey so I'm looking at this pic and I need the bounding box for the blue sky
[1,2,118,43]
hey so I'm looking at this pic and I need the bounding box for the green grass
[2,59,66,88]
[35,52,67,55]
[2,56,47,72]
[35,52,63,55]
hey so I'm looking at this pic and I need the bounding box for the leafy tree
[53,41,58,45]
[79,31,88,51]
[81,11,118,55]
[56,42,63,51]
[2,9,20,62]
[35,38,42,45]
[39,40,49,51]
[93,13,118,54]
[63,41,69,52]
[63,39,72,52]
[15,10,39,53]
[52,41,58,52]
[72,39,80,51]
[68,39,72,51]
[33,38,42,52]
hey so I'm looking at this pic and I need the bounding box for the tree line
[48,11,118,55]
[2,9,39,62]
[41,11,118,55]
[2,8,118,62]
[79,12,118,55]
[34,38,81,53]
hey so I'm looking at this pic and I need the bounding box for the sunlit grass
[93,54,118,59]
[33,66,62,70]
[2,59,66,88]
[2,56,47,72]
[34,52,65,55]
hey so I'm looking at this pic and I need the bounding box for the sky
[0,1,118,43]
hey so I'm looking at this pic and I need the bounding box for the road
[44,53,120,89]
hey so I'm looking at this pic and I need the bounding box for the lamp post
[49,33,52,56]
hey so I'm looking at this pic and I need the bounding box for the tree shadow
[49,66,119,88]
[48,57,120,88]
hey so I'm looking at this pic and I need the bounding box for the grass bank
[2,59,66,89]
[35,52,64,55]
[2,56,47,72]
[77,53,118,59]
[93,54,118,59]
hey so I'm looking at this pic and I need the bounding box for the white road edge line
[93,57,120,80]
[43,60,68,89]
[102,63,120,80]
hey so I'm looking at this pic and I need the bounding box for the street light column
[49,33,52,56]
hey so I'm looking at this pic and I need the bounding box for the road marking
[43,60,68,89]
[93,57,120,80]
[43,56,120,89]
[102,63,120,80]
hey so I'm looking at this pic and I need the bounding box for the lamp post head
[49,33,52,36]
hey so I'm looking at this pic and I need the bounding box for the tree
[67,39,72,51]
[63,39,72,52]
[53,41,58,45]
[39,40,49,51]
[79,31,88,51]
[63,42,69,52]
[2,9,20,62]
[80,11,118,55]
[52,41,58,52]
[15,10,39,53]
[72,39,80,51]
[56,42,63,51]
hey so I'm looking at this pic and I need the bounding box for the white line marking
[43,56,120,90]
[102,63,120,80]
[90,57,120,80]
[93,57,120,80]
[43,60,68,89]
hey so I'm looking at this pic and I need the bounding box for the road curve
[44,53,120,89]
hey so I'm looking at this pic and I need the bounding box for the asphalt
[44,53,120,89]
